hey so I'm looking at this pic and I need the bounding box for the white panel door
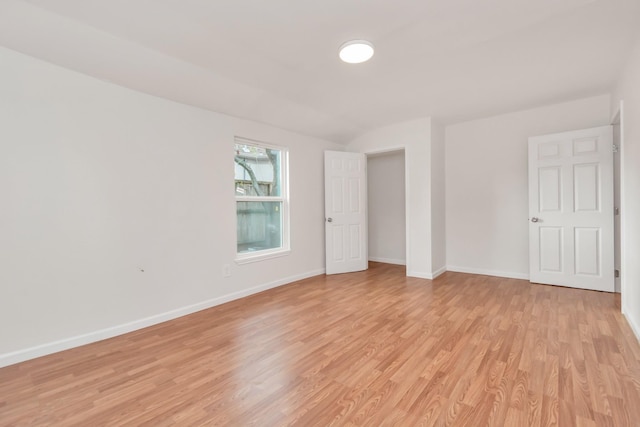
[528,126,614,292]
[324,151,367,275]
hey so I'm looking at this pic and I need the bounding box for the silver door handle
[531,217,540,223]
[327,218,333,223]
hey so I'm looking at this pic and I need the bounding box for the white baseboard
[407,270,433,280]
[431,266,447,279]
[368,257,406,266]
[408,271,431,279]
[0,268,325,368]
[622,307,640,343]
[446,265,529,280]
[406,266,447,280]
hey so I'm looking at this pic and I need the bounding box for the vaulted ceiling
[1,0,639,142]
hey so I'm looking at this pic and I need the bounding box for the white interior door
[324,151,367,275]
[528,125,614,292]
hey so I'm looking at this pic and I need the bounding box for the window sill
[235,248,291,265]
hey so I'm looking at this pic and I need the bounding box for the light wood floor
[1,262,640,426]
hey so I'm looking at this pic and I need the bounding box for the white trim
[406,266,447,280]
[431,266,447,279]
[614,102,627,307]
[363,145,412,280]
[364,146,406,157]
[234,136,284,151]
[234,137,291,261]
[236,196,285,203]
[403,148,411,281]
[235,248,291,264]
[407,270,434,280]
[623,311,640,343]
[0,268,324,368]
[368,257,406,266]
[447,265,529,280]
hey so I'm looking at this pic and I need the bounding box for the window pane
[234,144,281,197]
[236,201,282,253]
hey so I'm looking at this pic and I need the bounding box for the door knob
[531,217,540,223]
[327,218,333,222]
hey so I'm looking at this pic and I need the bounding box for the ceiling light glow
[339,40,374,64]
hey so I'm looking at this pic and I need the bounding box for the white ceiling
[1,0,639,143]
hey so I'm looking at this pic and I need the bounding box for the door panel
[325,151,367,275]
[528,126,614,292]
[573,163,599,211]
[574,227,600,276]
[348,178,360,212]
[539,227,562,273]
[538,167,562,212]
[349,225,361,259]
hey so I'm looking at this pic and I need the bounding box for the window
[234,138,289,262]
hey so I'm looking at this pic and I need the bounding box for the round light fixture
[339,40,374,64]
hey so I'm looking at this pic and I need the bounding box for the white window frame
[234,137,290,264]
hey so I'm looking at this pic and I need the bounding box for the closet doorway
[367,149,406,266]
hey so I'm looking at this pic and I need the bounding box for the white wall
[0,47,341,367]
[367,151,406,265]
[612,35,640,340]
[446,94,611,279]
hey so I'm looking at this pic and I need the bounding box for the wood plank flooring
[1,262,640,426]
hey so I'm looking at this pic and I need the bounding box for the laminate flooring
[1,262,640,426]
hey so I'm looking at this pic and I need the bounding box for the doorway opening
[367,149,406,267]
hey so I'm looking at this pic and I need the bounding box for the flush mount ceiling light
[339,40,374,64]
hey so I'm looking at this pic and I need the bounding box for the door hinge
[613,144,619,153]
[615,207,620,215]
[615,269,620,278]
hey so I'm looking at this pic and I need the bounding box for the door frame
[527,125,615,291]
[366,148,407,267]
[363,145,410,276]
[612,101,627,301]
